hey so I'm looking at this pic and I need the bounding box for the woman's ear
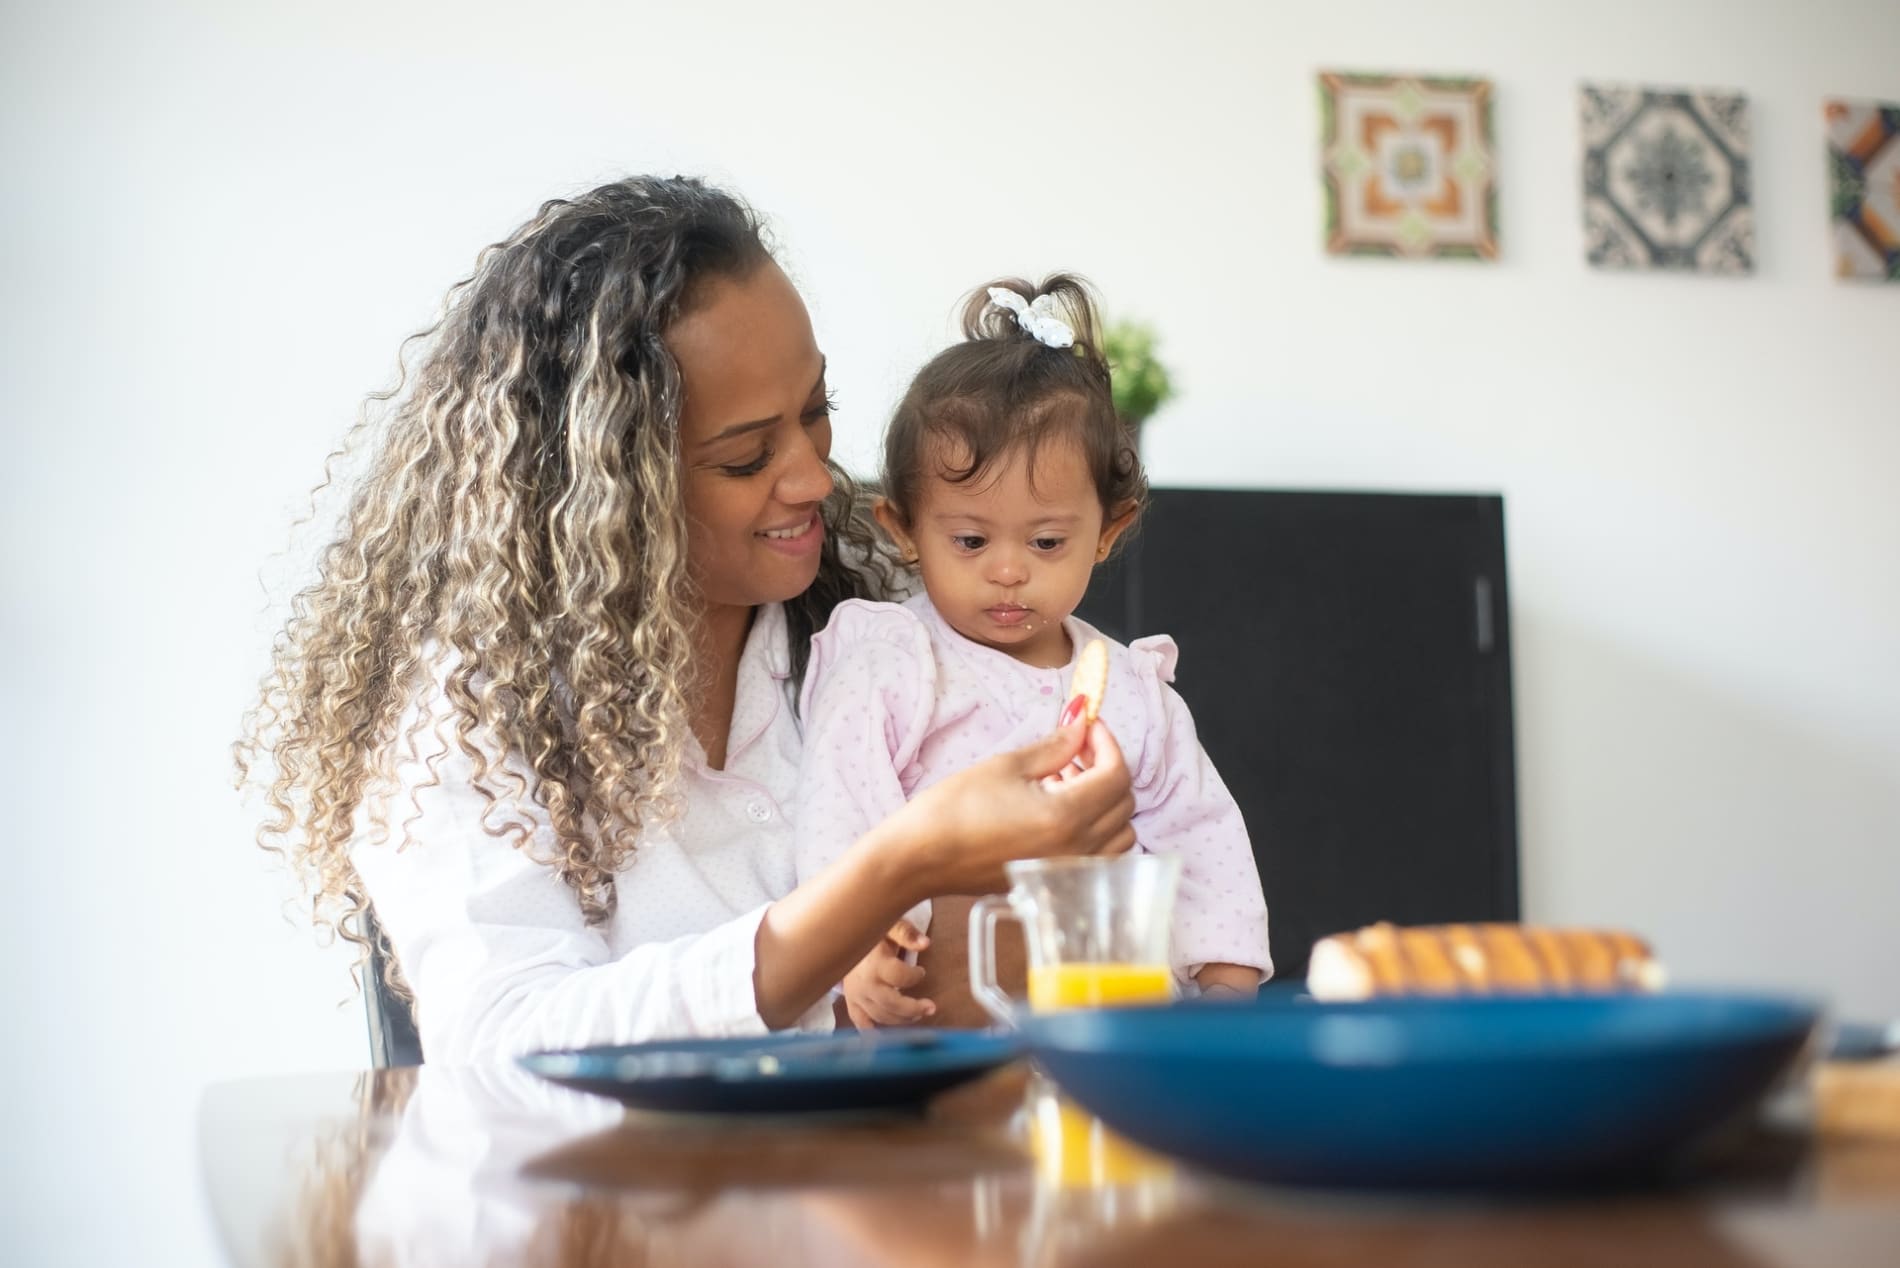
[1094,499,1141,562]
[872,497,920,564]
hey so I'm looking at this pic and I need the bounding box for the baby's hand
[1194,962,1262,1000]
[843,919,937,1029]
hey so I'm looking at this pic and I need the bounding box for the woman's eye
[951,535,987,551]
[721,447,774,477]
[802,389,839,423]
[1032,537,1066,552]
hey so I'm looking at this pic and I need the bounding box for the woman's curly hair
[236,176,895,992]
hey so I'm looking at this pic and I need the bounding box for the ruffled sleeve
[1121,634,1180,789]
[1128,634,1181,683]
[793,600,939,889]
[1121,634,1274,986]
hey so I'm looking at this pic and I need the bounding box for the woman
[238,176,1134,1062]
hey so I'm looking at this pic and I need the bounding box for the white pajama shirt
[351,603,833,1064]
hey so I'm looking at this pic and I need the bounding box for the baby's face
[882,437,1128,669]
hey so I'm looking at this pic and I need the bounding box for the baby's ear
[1095,499,1141,560]
[872,497,918,560]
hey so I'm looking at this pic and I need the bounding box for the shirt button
[746,801,774,823]
[1040,683,1054,696]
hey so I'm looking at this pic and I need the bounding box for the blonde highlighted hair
[237,177,893,992]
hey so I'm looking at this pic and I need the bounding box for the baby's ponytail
[957,274,1112,389]
[882,272,1146,537]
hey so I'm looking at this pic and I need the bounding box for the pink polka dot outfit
[794,593,1273,987]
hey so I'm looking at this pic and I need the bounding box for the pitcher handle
[970,894,1022,1027]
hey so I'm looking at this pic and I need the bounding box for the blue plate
[1020,991,1819,1189]
[518,1029,1022,1115]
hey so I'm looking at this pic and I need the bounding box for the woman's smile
[758,510,825,556]
[671,260,835,609]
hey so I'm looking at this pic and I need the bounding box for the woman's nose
[777,428,834,505]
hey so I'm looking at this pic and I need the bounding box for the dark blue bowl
[1019,991,1819,1189]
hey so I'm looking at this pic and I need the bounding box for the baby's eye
[951,535,987,552]
[1031,537,1066,552]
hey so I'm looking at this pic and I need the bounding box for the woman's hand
[753,720,1132,1031]
[891,720,1137,902]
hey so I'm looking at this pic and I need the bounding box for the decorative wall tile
[1321,72,1498,260]
[1826,99,1900,282]
[1580,84,1753,274]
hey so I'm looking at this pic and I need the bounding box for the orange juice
[1030,1086,1175,1188]
[1027,962,1174,1011]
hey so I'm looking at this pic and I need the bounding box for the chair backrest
[363,909,424,1067]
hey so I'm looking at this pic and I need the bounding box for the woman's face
[669,261,834,613]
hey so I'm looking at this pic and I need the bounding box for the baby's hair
[881,273,1147,538]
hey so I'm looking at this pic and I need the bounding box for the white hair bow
[987,287,1076,349]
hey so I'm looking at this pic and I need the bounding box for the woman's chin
[689,554,824,611]
[753,552,827,605]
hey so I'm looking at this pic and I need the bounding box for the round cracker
[1069,638,1110,723]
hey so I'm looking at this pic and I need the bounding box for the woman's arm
[754,721,1135,1028]
[354,656,843,1062]
[353,741,819,1062]
[361,677,1132,1054]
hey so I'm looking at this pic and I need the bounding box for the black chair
[1076,488,1521,981]
[363,908,424,1067]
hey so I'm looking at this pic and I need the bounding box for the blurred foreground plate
[1020,991,1819,1189]
[520,1029,1020,1115]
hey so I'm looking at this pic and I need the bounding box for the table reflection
[217,1062,1185,1268]
[199,1058,1900,1268]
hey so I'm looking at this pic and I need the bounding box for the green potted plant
[1102,319,1175,449]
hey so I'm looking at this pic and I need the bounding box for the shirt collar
[725,602,791,763]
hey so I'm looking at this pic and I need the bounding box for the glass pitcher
[970,854,1180,1025]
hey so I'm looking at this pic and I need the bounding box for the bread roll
[1306,922,1665,1001]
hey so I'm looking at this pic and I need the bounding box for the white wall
[4,1,1895,1263]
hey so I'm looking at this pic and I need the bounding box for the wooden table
[199,1061,1900,1267]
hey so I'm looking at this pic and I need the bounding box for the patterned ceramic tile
[1580,84,1753,274]
[1826,99,1900,281]
[1320,72,1498,260]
